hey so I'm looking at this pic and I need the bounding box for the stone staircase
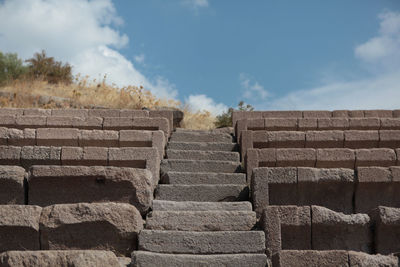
[132,129,268,266]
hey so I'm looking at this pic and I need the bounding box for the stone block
[261,206,311,259]
[348,251,398,267]
[39,202,144,256]
[72,116,103,129]
[28,166,153,214]
[312,206,372,252]
[317,118,349,130]
[0,128,7,145]
[36,128,79,146]
[305,131,344,148]
[316,148,355,168]
[23,108,51,116]
[264,118,297,131]
[380,118,400,130]
[21,146,61,168]
[303,110,332,118]
[355,167,400,213]
[276,148,316,167]
[355,148,396,167]
[103,117,133,130]
[88,109,120,117]
[138,230,265,254]
[79,129,118,147]
[149,110,173,132]
[344,130,379,148]
[0,108,23,116]
[364,110,393,118]
[51,109,89,117]
[349,118,380,130]
[7,128,36,146]
[262,110,302,118]
[370,206,400,254]
[0,146,21,165]
[297,118,317,130]
[0,250,121,267]
[0,166,25,204]
[152,200,252,211]
[266,131,305,148]
[332,110,349,117]
[46,116,75,127]
[274,250,349,267]
[15,115,46,128]
[119,109,149,118]
[349,110,365,117]
[145,210,256,231]
[379,130,400,148]
[0,205,42,252]
[0,116,16,128]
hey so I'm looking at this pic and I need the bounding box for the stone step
[161,159,242,174]
[166,149,240,161]
[132,251,268,267]
[145,210,256,231]
[152,200,252,211]
[169,131,234,143]
[168,141,238,151]
[138,230,266,254]
[155,184,249,202]
[162,171,246,184]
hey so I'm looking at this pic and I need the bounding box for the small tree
[0,51,28,85]
[215,101,254,128]
[26,50,73,84]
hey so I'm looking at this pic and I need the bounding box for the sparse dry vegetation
[0,50,221,130]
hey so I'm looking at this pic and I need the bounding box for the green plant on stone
[215,101,254,128]
[0,51,28,85]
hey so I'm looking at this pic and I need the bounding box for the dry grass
[0,75,217,129]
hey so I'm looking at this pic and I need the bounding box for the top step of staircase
[169,131,234,143]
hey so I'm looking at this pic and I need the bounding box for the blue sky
[1,0,400,114]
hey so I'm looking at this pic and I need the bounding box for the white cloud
[240,73,269,101]
[185,94,227,116]
[134,53,145,64]
[0,0,176,99]
[182,0,209,9]
[251,10,400,111]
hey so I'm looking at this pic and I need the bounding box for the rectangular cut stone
[36,128,79,146]
[151,200,252,211]
[332,110,349,117]
[298,118,317,130]
[303,110,332,118]
[246,119,264,131]
[61,147,83,165]
[79,130,118,146]
[348,251,399,267]
[166,150,239,161]
[355,167,400,213]
[369,206,400,254]
[0,128,7,145]
[138,230,265,254]
[297,168,354,214]
[155,184,248,202]
[39,202,143,256]
[245,149,275,179]
[145,210,256,231]
[262,111,302,118]
[275,250,349,267]
[51,109,88,117]
[312,206,372,252]
[163,172,246,185]
[379,130,400,148]
[316,148,355,168]
[46,116,74,127]
[161,159,241,175]
[349,110,365,117]
[0,146,21,165]
[119,109,149,118]
[119,130,152,147]
[72,116,103,129]
[23,108,51,116]
[251,167,297,216]
[0,166,25,204]
[317,118,349,130]
[167,141,237,152]
[132,117,170,136]
[103,117,133,129]
[349,118,380,130]
[364,110,393,117]
[0,108,23,116]
[276,148,316,167]
[344,130,379,148]
[265,131,305,148]
[0,205,42,252]
[149,110,174,132]
[16,116,46,128]
[28,166,153,214]
[7,128,36,146]
[264,118,297,131]
[381,118,400,130]
[21,146,61,168]
[355,148,396,167]
[0,116,16,127]
[305,131,344,148]
[169,131,233,143]
[132,251,268,267]
[260,206,311,259]
[0,250,121,267]
[88,109,120,117]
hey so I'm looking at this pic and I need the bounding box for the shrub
[215,101,254,128]
[26,50,73,84]
[0,51,28,85]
